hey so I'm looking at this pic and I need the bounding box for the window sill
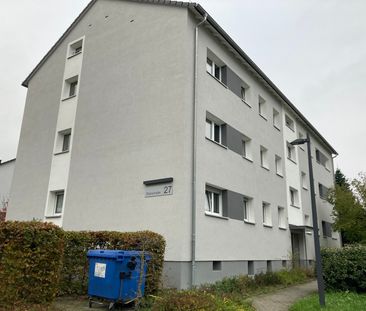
[332,237,338,240]
[299,146,305,151]
[242,156,253,163]
[45,214,62,219]
[244,220,256,225]
[302,186,308,191]
[290,204,300,209]
[205,137,228,150]
[286,125,295,132]
[205,212,228,220]
[276,173,284,178]
[263,224,273,228]
[62,95,77,102]
[273,125,281,132]
[261,165,270,171]
[306,231,313,235]
[67,51,82,59]
[241,99,251,108]
[279,226,287,231]
[259,114,268,121]
[54,150,70,156]
[206,72,228,89]
[287,157,297,165]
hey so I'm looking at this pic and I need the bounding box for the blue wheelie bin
[87,250,151,310]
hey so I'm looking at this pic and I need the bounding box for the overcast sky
[1,0,365,179]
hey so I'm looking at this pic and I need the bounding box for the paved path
[252,280,317,311]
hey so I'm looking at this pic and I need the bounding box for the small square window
[213,261,222,271]
[316,149,330,170]
[55,129,72,154]
[62,133,71,152]
[285,115,295,131]
[68,39,83,57]
[301,172,308,190]
[318,183,329,199]
[63,76,79,99]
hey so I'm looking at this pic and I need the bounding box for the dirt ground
[52,297,135,311]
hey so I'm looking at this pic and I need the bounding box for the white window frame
[260,145,269,169]
[67,38,83,58]
[301,172,308,190]
[273,108,280,130]
[258,96,267,119]
[262,202,272,226]
[275,155,283,176]
[54,191,64,215]
[278,206,286,229]
[206,118,222,144]
[285,114,295,131]
[289,188,299,207]
[206,57,222,82]
[242,136,252,161]
[243,196,254,223]
[287,142,296,163]
[205,187,222,216]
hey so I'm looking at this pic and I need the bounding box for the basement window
[212,261,222,271]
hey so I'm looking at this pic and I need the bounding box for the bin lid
[87,249,151,260]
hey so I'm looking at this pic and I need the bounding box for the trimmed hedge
[0,221,64,308]
[322,245,366,292]
[0,222,166,309]
[60,231,166,296]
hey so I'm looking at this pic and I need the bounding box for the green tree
[329,172,366,244]
[334,168,350,190]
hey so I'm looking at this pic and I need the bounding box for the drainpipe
[191,12,207,288]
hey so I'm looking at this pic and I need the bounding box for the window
[298,132,305,150]
[267,261,272,272]
[206,57,222,82]
[55,129,72,154]
[278,206,286,228]
[282,260,287,268]
[318,183,329,199]
[55,191,64,214]
[62,133,71,152]
[63,76,79,99]
[242,136,252,160]
[241,84,249,104]
[206,118,222,144]
[241,86,246,101]
[248,261,254,275]
[258,96,266,119]
[262,202,272,226]
[205,187,222,216]
[289,188,299,207]
[275,155,283,176]
[301,172,308,190]
[212,261,222,271]
[322,221,332,238]
[273,109,280,129]
[285,114,295,131]
[316,149,330,170]
[305,214,311,226]
[287,142,296,162]
[68,39,83,57]
[243,197,254,223]
[260,146,269,169]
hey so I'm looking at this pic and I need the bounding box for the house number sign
[143,177,173,198]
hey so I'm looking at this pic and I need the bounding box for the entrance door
[291,232,301,267]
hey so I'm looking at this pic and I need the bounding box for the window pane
[206,58,213,74]
[213,193,220,214]
[205,191,212,212]
[243,199,248,220]
[55,193,64,214]
[241,87,246,100]
[69,81,78,97]
[214,64,221,80]
[214,124,221,143]
[242,141,246,157]
[205,119,212,139]
[62,134,71,152]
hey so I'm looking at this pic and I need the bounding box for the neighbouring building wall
[0,159,16,216]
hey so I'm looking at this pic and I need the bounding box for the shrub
[60,230,165,295]
[321,245,366,292]
[0,221,64,308]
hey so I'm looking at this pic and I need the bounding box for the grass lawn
[290,292,366,311]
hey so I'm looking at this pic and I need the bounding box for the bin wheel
[108,302,115,310]
[88,299,92,308]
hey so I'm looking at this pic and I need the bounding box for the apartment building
[8,0,340,289]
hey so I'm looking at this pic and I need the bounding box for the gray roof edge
[192,4,337,155]
[21,0,337,155]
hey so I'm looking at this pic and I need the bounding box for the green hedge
[60,230,166,296]
[0,221,64,308]
[322,245,366,292]
[0,222,166,309]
